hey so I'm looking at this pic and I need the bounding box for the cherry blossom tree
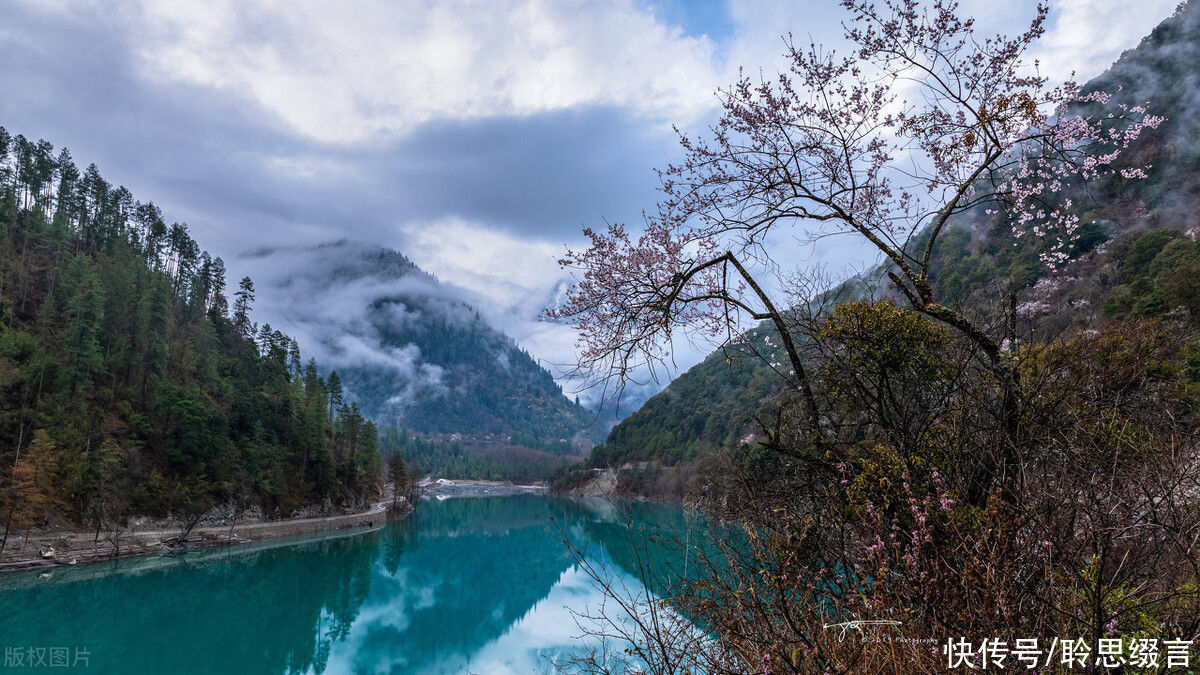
[549,0,1163,434]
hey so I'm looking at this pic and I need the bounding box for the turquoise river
[0,496,706,674]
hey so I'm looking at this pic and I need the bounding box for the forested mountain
[377,427,577,484]
[244,241,595,444]
[0,130,382,539]
[587,0,1200,469]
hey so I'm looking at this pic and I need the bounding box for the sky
[0,0,1182,404]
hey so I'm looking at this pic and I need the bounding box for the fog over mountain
[0,0,1176,419]
[242,240,598,441]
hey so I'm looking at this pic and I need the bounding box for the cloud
[121,0,721,143]
[0,0,1183,413]
[396,219,601,393]
[241,242,455,405]
[0,2,679,248]
[379,106,674,237]
[1034,0,1183,82]
[400,218,565,318]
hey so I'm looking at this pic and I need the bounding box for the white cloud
[398,218,717,406]
[400,217,565,314]
[118,0,721,143]
[10,0,1181,410]
[722,0,1179,92]
[1034,0,1181,83]
[398,217,591,376]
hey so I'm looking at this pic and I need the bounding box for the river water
[0,496,703,674]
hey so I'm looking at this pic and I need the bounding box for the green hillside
[586,0,1200,470]
[0,130,381,539]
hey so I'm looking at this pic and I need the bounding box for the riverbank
[420,477,548,498]
[2,480,553,574]
[0,497,410,573]
[553,462,700,506]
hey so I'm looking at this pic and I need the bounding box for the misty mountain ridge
[243,240,596,445]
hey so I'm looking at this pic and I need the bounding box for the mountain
[588,0,1200,469]
[0,131,382,532]
[242,241,596,446]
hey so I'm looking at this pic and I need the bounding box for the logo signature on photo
[823,619,904,642]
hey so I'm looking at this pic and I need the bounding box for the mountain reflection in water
[0,496,706,674]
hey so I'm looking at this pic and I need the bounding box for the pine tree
[327,371,343,423]
[232,276,254,335]
[288,339,302,375]
[207,256,228,321]
[0,128,385,530]
[84,438,123,541]
[387,452,408,510]
[61,257,104,394]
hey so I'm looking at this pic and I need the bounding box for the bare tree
[548,0,1162,439]
[545,1,1198,673]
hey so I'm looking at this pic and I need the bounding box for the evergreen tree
[327,371,343,423]
[232,276,254,335]
[387,452,407,510]
[60,256,104,394]
[0,128,384,533]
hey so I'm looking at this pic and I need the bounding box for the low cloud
[0,0,1180,413]
[239,241,457,406]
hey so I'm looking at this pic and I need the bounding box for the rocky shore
[1,479,554,574]
[0,496,410,574]
[420,478,548,498]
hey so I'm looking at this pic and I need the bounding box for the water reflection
[0,496,703,674]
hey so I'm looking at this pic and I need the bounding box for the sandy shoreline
[0,497,409,574]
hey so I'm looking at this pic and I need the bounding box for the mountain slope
[591,0,1200,467]
[244,241,595,444]
[0,131,381,532]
